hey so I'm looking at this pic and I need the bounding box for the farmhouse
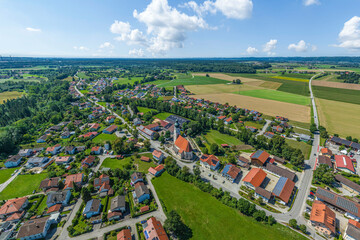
[272,177,295,205]
[265,164,296,181]
[250,150,270,166]
[335,155,356,174]
[200,154,220,171]
[310,201,336,237]
[221,164,241,183]
[243,168,267,189]
[329,136,360,150]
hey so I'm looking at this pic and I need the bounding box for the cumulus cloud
[73,46,89,51]
[337,16,360,50]
[26,27,41,32]
[184,0,253,20]
[303,0,320,6]
[99,42,114,49]
[129,48,145,57]
[246,46,258,55]
[288,40,317,52]
[263,39,277,55]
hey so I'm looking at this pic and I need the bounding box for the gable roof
[265,164,296,181]
[40,177,60,189]
[335,174,360,193]
[0,197,28,216]
[111,195,126,211]
[143,217,169,240]
[17,217,50,239]
[250,150,270,165]
[84,199,101,214]
[318,155,333,168]
[174,135,192,153]
[255,187,272,199]
[272,177,295,203]
[134,182,150,198]
[152,150,163,158]
[117,229,132,240]
[310,200,336,234]
[243,168,267,188]
[335,155,356,173]
[200,154,219,167]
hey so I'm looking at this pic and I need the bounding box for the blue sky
[0,0,360,57]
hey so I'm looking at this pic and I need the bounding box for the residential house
[272,125,283,133]
[108,211,122,221]
[37,135,48,143]
[47,204,62,214]
[64,173,84,190]
[117,229,132,240]
[335,174,360,194]
[81,155,96,169]
[0,197,28,219]
[200,154,220,171]
[131,172,143,185]
[138,125,156,139]
[152,150,165,163]
[224,117,232,125]
[238,156,250,169]
[310,201,336,237]
[110,195,126,213]
[264,132,275,139]
[272,177,295,205]
[91,146,103,155]
[18,149,33,157]
[134,182,150,203]
[46,144,62,155]
[250,150,270,166]
[344,219,360,240]
[39,177,60,191]
[140,156,150,162]
[299,134,311,142]
[88,123,100,131]
[61,131,71,139]
[221,164,241,183]
[321,148,333,156]
[255,187,273,203]
[318,155,333,169]
[335,155,356,174]
[46,190,71,208]
[106,115,116,123]
[17,217,51,240]
[94,174,110,189]
[133,118,142,126]
[64,146,77,155]
[55,156,73,165]
[26,157,50,169]
[5,155,22,168]
[103,125,118,134]
[243,168,267,189]
[142,217,169,240]
[148,165,165,177]
[265,164,296,181]
[83,199,102,218]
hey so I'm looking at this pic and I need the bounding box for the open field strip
[259,81,282,89]
[0,91,24,103]
[271,76,309,82]
[312,80,360,90]
[152,172,307,240]
[313,85,360,105]
[186,83,260,94]
[158,76,229,87]
[234,89,310,106]
[193,93,310,123]
[316,98,360,138]
[192,72,263,83]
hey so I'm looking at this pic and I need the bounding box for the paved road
[0,167,23,193]
[257,119,271,136]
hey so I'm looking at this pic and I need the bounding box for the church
[173,120,193,160]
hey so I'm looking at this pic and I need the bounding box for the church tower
[174,119,180,144]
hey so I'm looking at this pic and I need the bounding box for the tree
[81,187,91,202]
[299,224,307,233]
[313,164,334,185]
[267,215,276,225]
[164,210,192,240]
[289,219,298,229]
[210,143,219,155]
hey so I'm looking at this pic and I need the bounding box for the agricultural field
[203,130,243,146]
[152,173,307,240]
[0,168,19,184]
[312,85,360,105]
[0,173,47,200]
[158,76,229,87]
[100,157,132,170]
[0,91,24,103]
[186,83,259,94]
[92,133,118,144]
[193,93,310,123]
[271,76,309,83]
[234,89,310,106]
[312,80,360,91]
[316,98,360,138]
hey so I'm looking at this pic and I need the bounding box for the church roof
[175,135,192,153]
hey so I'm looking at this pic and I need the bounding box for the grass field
[0,173,47,200]
[244,121,264,129]
[234,89,310,106]
[153,112,173,120]
[113,77,144,85]
[92,133,118,144]
[100,157,132,170]
[137,107,154,113]
[0,168,19,184]
[271,76,309,82]
[0,91,23,103]
[157,76,229,87]
[312,80,360,90]
[313,85,360,105]
[134,153,156,172]
[193,93,310,123]
[203,130,243,146]
[285,139,312,159]
[316,98,360,138]
[280,73,312,79]
[186,83,259,94]
[152,173,307,240]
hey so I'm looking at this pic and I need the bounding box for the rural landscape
[1,0,360,240]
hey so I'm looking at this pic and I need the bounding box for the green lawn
[0,168,19,184]
[36,196,49,215]
[153,112,173,120]
[203,130,243,146]
[137,107,154,113]
[100,157,132,169]
[158,76,229,87]
[234,89,310,106]
[285,139,312,159]
[92,133,118,144]
[0,173,47,200]
[134,153,156,172]
[312,85,360,105]
[244,121,264,129]
[152,173,307,240]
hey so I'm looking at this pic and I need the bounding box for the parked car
[208,173,211,177]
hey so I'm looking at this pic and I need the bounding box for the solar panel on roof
[317,188,335,200]
[252,150,263,159]
[272,177,287,196]
[337,197,358,214]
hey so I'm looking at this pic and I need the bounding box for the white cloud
[246,46,258,55]
[133,0,207,54]
[184,0,253,20]
[303,0,320,6]
[288,40,317,52]
[73,46,89,51]
[129,48,145,57]
[263,39,277,53]
[99,42,114,49]
[337,16,360,50]
[26,27,41,32]
[110,21,131,35]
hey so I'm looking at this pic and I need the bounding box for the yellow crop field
[271,76,309,82]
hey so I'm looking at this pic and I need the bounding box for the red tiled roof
[152,150,163,159]
[47,204,62,214]
[310,200,336,234]
[274,178,295,203]
[140,156,150,162]
[243,168,267,188]
[349,219,360,229]
[200,154,219,167]
[140,206,150,212]
[0,197,27,216]
[143,217,169,240]
[335,155,356,173]
[174,135,192,153]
